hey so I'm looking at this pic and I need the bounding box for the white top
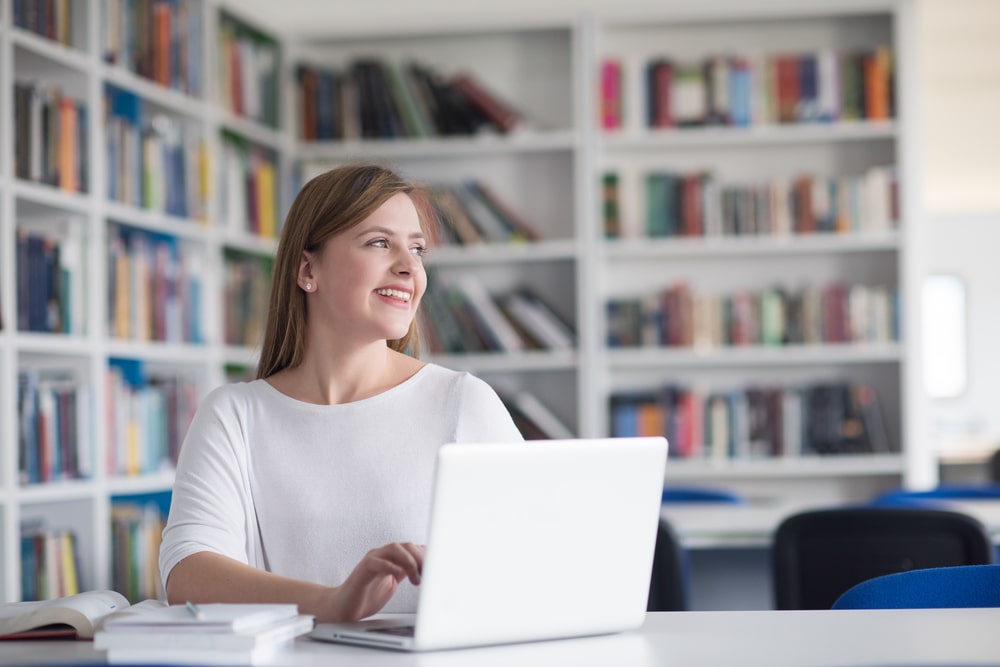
[158,364,523,612]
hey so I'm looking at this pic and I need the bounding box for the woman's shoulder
[198,378,270,412]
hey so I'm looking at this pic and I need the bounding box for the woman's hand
[328,542,425,622]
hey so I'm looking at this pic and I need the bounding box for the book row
[296,60,524,141]
[110,502,166,603]
[16,362,198,484]
[18,370,93,485]
[219,133,280,238]
[421,276,575,355]
[105,86,209,220]
[12,82,88,193]
[20,527,81,602]
[218,10,280,128]
[223,252,272,348]
[424,181,541,246]
[604,165,898,239]
[106,359,199,477]
[600,46,893,129]
[15,224,85,335]
[12,0,76,47]
[606,282,898,349]
[102,0,204,97]
[611,381,891,459]
[107,225,204,344]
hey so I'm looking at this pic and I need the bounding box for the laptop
[309,436,668,651]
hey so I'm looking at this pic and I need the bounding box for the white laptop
[309,436,668,652]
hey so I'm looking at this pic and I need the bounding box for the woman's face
[302,192,427,346]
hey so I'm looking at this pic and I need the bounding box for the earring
[304,282,312,291]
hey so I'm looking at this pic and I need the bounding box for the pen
[185,600,205,620]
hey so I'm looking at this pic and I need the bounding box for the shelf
[12,180,93,213]
[425,350,578,373]
[604,232,900,259]
[104,201,208,239]
[104,341,211,363]
[101,64,205,118]
[297,130,577,161]
[214,108,288,149]
[601,121,897,151]
[16,479,97,503]
[13,333,93,355]
[11,28,91,73]
[107,471,176,495]
[607,343,903,369]
[428,239,577,265]
[665,454,905,481]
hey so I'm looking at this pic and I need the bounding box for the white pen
[185,600,205,620]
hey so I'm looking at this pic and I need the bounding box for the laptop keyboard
[367,625,416,637]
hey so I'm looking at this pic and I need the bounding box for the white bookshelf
[0,0,289,602]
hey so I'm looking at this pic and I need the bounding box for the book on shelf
[503,391,575,440]
[499,288,576,351]
[0,589,151,640]
[452,71,524,133]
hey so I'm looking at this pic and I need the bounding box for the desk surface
[665,497,1000,549]
[4,608,1000,666]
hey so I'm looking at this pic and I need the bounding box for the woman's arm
[165,543,425,623]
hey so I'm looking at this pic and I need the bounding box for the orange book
[637,400,666,438]
[865,46,892,120]
[58,97,77,192]
[154,2,171,87]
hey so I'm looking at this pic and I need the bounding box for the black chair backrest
[772,507,995,610]
[648,518,688,611]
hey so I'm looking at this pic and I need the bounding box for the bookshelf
[0,0,924,604]
[591,2,917,502]
[0,0,288,603]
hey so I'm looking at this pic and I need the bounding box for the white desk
[3,608,1000,666]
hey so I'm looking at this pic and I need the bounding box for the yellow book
[125,421,140,477]
[61,532,79,596]
[257,160,276,238]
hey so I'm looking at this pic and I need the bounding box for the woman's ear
[298,250,315,292]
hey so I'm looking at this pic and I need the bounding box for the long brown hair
[256,164,426,379]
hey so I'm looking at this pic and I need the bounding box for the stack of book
[95,602,314,665]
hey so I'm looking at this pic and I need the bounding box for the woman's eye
[411,245,427,257]
[369,239,389,248]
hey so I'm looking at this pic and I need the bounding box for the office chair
[647,518,688,611]
[661,486,746,504]
[871,484,1000,507]
[832,563,1000,609]
[772,507,996,610]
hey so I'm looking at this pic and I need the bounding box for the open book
[0,590,164,639]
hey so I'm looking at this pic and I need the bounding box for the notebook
[309,436,668,651]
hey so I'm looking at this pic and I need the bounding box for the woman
[159,164,523,622]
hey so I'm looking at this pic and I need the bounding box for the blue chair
[871,484,1000,507]
[832,564,1000,609]
[661,486,745,504]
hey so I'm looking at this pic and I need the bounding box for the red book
[452,72,522,133]
[775,55,800,123]
[600,59,622,130]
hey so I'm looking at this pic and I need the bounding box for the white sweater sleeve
[453,373,525,443]
[158,385,259,589]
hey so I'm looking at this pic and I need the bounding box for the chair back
[832,563,1000,609]
[772,507,995,610]
[647,518,688,611]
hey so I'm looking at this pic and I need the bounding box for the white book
[511,391,574,439]
[95,614,314,652]
[101,603,298,635]
[501,291,574,350]
[452,275,525,352]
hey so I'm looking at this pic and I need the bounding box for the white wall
[916,0,1000,464]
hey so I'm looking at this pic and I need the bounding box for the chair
[647,518,688,611]
[772,507,996,610]
[832,564,1000,609]
[871,484,1000,507]
[661,486,746,504]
